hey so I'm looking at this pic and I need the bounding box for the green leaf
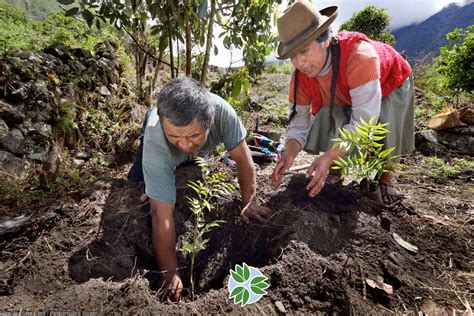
[243,263,250,281]
[232,286,249,305]
[236,264,243,277]
[198,0,208,18]
[65,7,80,16]
[82,9,94,27]
[230,286,245,298]
[368,116,378,126]
[231,81,242,97]
[241,287,250,305]
[250,276,267,286]
[58,0,75,5]
[251,285,267,295]
[231,270,244,283]
[379,147,395,159]
[355,125,369,137]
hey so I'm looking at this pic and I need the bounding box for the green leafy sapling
[180,156,235,300]
[332,116,399,192]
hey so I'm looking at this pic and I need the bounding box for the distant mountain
[393,1,474,60]
[0,0,60,20]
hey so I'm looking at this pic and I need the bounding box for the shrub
[435,26,474,95]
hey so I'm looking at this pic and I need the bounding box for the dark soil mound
[1,157,472,313]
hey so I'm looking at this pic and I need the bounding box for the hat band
[284,17,320,47]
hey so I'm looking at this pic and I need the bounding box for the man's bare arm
[229,139,271,223]
[228,139,256,206]
[149,198,182,299]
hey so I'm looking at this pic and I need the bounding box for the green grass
[424,156,474,177]
[264,62,293,75]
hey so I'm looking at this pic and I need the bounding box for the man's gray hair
[157,77,215,129]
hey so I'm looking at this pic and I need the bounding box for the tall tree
[201,0,217,83]
[339,6,395,45]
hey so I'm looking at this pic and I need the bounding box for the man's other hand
[239,201,272,224]
[162,271,183,301]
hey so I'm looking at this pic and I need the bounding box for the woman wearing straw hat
[270,0,414,205]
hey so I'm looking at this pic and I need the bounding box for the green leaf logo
[228,263,269,306]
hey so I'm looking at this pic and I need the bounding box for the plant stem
[190,252,195,301]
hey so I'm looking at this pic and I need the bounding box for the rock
[30,122,52,138]
[42,145,60,182]
[43,46,71,62]
[1,129,26,154]
[70,48,92,59]
[0,119,8,140]
[415,128,473,155]
[27,140,50,162]
[75,151,91,160]
[72,158,85,167]
[275,301,287,314]
[0,150,29,175]
[37,110,52,122]
[99,86,111,96]
[0,100,25,125]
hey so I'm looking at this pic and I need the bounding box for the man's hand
[162,271,183,301]
[239,200,272,224]
[271,153,295,187]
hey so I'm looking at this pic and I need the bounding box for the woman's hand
[305,147,346,197]
[271,153,296,187]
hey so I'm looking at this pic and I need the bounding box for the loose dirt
[1,152,472,314]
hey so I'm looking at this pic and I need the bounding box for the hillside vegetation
[0,0,59,20]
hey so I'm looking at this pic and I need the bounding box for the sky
[209,0,471,67]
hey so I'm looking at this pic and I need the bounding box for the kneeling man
[128,77,270,300]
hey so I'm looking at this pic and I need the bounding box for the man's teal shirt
[142,93,246,203]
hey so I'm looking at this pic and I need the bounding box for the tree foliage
[218,0,279,77]
[338,6,394,45]
[435,25,473,95]
[57,0,279,89]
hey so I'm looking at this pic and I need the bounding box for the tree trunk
[146,49,164,106]
[169,28,175,79]
[135,52,142,98]
[184,11,192,76]
[200,0,216,84]
[176,38,180,77]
